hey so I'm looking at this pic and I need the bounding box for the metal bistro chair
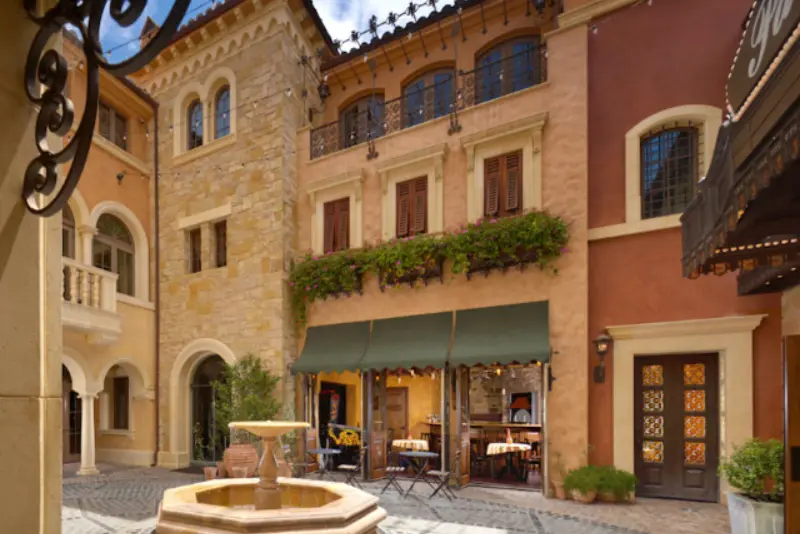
[337,446,367,488]
[427,449,459,501]
[277,443,312,478]
[380,450,406,495]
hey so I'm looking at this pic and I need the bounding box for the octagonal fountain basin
[156,477,387,534]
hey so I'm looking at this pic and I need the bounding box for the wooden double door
[634,353,719,502]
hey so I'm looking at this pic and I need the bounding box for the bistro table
[306,447,341,481]
[391,439,429,451]
[486,442,531,481]
[398,451,439,497]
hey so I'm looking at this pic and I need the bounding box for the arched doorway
[62,365,81,463]
[190,355,226,464]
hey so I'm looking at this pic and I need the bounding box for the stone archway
[163,339,236,468]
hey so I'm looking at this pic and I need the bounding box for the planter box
[379,256,445,291]
[727,492,784,534]
[466,248,540,280]
[319,273,364,300]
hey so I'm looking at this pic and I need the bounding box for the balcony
[309,45,547,160]
[62,258,121,345]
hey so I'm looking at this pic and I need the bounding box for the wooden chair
[337,446,367,488]
[469,428,489,477]
[427,449,459,500]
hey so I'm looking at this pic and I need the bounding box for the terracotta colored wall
[588,0,749,229]
[586,0,783,466]
[297,22,591,471]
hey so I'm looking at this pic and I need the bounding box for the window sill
[100,429,133,438]
[82,129,152,176]
[173,133,237,167]
[588,214,682,241]
[116,293,155,310]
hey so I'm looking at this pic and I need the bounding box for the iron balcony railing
[309,44,547,160]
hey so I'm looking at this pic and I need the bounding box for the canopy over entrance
[449,302,550,367]
[292,321,370,373]
[359,312,452,371]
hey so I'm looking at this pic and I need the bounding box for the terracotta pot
[223,442,259,478]
[203,466,218,481]
[231,466,248,478]
[597,491,617,503]
[552,481,566,500]
[216,461,226,478]
[570,490,597,504]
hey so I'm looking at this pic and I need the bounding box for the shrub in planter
[213,354,282,478]
[563,465,602,503]
[719,438,784,534]
[597,466,637,503]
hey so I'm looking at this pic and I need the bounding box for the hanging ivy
[290,210,569,325]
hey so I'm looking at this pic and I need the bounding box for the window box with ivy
[374,239,447,292]
[290,250,368,324]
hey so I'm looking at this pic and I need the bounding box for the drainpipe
[153,107,161,468]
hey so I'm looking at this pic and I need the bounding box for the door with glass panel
[634,354,718,502]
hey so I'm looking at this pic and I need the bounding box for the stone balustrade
[62,257,118,313]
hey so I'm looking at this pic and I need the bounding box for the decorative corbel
[434,154,444,182]
[354,172,365,202]
[307,190,316,209]
[466,145,476,172]
[380,171,389,195]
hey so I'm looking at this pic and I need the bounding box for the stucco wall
[296,24,590,471]
[586,0,783,466]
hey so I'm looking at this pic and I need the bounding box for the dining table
[398,451,439,497]
[486,442,531,481]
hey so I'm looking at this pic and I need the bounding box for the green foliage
[597,466,637,499]
[192,422,205,461]
[719,438,784,502]
[289,210,569,324]
[563,465,603,494]
[213,354,283,445]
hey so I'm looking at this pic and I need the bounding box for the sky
[100,0,454,62]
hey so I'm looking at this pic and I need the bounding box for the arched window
[476,36,541,104]
[340,95,384,149]
[214,86,231,139]
[640,127,699,219]
[93,214,135,296]
[62,205,75,259]
[187,99,203,150]
[402,68,455,128]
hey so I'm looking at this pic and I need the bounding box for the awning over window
[359,312,453,371]
[450,302,550,367]
[292,321,370,373]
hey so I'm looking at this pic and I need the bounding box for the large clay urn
[222,442,259,478]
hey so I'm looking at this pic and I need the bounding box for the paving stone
[61,467,727,534]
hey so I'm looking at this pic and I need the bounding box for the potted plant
[564,465,601,503]
[551,451,567,499]
[213,354,283,478]
[597,466,637,503]
[719,438,784,534]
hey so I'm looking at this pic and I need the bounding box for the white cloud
[313,0,455,52]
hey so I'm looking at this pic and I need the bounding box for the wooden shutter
[336,199,350,251]
[413,177,427,234]
[323,202,336,252]
[484,157,500,216]
[505,151,522,212]
[396,181,410,237]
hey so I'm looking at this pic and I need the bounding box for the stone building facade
[131,0,330,468]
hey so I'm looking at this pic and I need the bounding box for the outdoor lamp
[593,332,613,384]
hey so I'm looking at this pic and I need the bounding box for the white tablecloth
[392,439,429,451]
[486,442,531,456]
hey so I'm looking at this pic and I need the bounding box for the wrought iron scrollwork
[23,0,190,217]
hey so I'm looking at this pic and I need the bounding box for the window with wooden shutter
[323,198,350,252]
[484,150,523,218]
[396,177,427,237]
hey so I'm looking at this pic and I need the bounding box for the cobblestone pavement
[62,465,729,534]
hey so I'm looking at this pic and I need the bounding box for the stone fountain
[156,421,386,534]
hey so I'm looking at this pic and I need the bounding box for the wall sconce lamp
[593,331,613,383]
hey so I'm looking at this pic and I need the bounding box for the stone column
[78,224,97,265]
[78,394,99,476]
[0,1,63,533]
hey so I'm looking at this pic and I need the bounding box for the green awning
[292,322,370,373]
[450,302,550,367]
[359,312,453,371]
